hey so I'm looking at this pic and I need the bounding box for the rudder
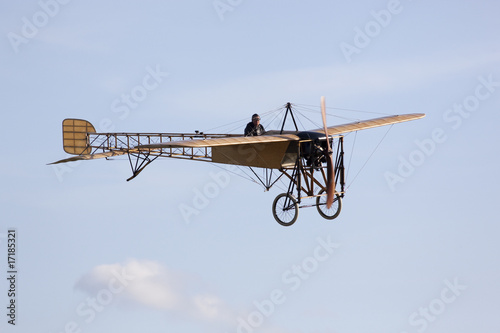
[62,119,96,155]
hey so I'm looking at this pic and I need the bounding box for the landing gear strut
[271,136,345,226]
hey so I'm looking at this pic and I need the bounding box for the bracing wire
[345,131,357,182]
[265,108,287,131]
[292,108,321,130]
[191,102,396,192]
[202,106,284,134]
[209,162,261,186]
[294,104,361,123]
[295,103,391,116]
[345,124,394,191]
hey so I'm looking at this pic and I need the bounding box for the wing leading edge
[134,113,425,150]
[135,133,301,149]
[312,113,426,137]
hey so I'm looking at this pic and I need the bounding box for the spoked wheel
[272,193,299,226]
[316,189,342,220]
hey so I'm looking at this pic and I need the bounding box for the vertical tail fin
[62,119,96,155]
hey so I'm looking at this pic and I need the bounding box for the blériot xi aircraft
[50,98,424,226]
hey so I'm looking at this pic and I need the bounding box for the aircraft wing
[135,133,300,149]
[135,134,301,169]
[310,113,425,136]
[134,114,425,169]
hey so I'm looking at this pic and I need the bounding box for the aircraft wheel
[272,193,299,226]
[316,189,342,220]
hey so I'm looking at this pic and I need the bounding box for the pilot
[244,114,265,136]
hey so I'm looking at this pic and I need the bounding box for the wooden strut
[281,161,328,203]
[126,151,161,181]
[247,167,285,191]
[280,136,346,203]
[279,102,299,134]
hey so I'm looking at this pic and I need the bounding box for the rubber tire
[316,189,342,220]
[272,193,299,226]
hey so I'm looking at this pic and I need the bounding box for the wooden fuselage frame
[54,112,424,192]
[65,129,342,197]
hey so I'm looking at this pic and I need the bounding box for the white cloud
[75,258,234,324]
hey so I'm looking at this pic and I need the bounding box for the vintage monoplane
[50,98,424,226]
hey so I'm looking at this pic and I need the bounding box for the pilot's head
[252,114,260,126]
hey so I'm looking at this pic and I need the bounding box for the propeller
[321,96,336,209]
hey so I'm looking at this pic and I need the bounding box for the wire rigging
[294,104,361,123]
[345,124,394,191]
[192,102,396,193]
[345,130,357,183]
[209,162,260,185]
[202,106,284,134]
[295,103,391,116]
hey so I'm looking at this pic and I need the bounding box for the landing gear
[271,136,346,226]
[272,193,299,226]
[267,103,346,226]
[316,189,342,220]
[271,190,342,226]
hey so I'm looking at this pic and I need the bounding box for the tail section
[62,119,96,155]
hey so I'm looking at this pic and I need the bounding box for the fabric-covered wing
[311,113,425,136]
[136,134,301,169]
[135,133,300,149]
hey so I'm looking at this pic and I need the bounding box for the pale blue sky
[1,1,500,332]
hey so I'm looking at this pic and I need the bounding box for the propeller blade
[321,96,336,209]
[321,97,331,152]
[325,152,335,209]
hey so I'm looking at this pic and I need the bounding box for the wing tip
[405,113,426,119]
